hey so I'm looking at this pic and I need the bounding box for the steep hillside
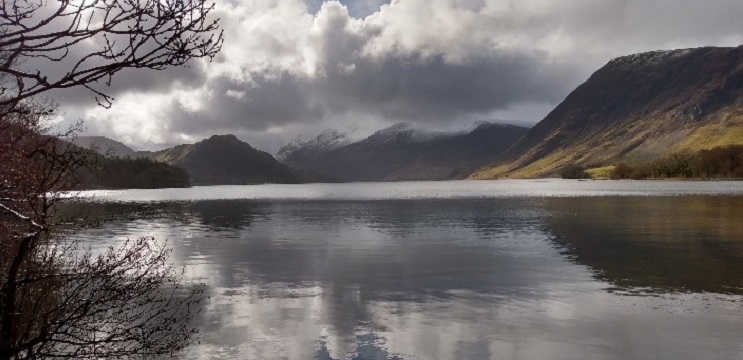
[470,46,743,179]
[139,135,316,185]
[69,136,135,157]
[279,122,528,182]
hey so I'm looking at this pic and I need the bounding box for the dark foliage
[560,165,591,179]
[610,145,743,179]
[90,157,191,189]
[1,104,205,360]
[1,0,222,356]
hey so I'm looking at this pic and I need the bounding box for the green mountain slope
[471,46,743,179]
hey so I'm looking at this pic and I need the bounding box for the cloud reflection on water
[71,196,743,359]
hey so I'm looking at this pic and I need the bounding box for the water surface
[70,180,743,359]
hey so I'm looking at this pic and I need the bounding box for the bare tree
[0,0,223,108]
[1,98,206,360]
[0,0,222,358]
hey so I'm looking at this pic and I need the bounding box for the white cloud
[57,0,743,152]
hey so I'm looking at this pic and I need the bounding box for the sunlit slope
[470,46,743,179]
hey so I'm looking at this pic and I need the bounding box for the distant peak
[386,122,414,130]
[67,135,135,157]
[471,121,523,131]
[208,134,239,141]
[606,48,702,70]
[472,121,503,131]
[371,122,414,136]
[366,122,447,144]
[198,134,257,151]
[276,129,351,161]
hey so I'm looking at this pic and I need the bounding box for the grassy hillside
[470,46,743,179]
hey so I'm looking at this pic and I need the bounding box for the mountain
[362,122,448,144]
[137,134,316,185]
[279,122,529,182]
[470,46,743,179]
[69,136,135,157]
[52,138,191,190]
[276,129,352,165]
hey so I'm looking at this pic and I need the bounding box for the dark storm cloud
[16,3,211,107]
[45,65,208,107]
[167,72,324,133]
[159,0,585,135]
[319,51,580,121]
[61,0,743,151]
[163,41,580,134]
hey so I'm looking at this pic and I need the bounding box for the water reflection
[545,196,743,295]
[70,196,743,360]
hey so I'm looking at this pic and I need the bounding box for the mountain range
[80,122,527,186]
[77,45,743,184]
[471,45,743,179]
[278,122,529,182]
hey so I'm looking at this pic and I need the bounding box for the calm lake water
[70,180,743,360]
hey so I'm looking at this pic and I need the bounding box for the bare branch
[1,99,203,360]
[0,0,223,109]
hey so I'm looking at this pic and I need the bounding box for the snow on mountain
[277,129,352,161]
[363,122,450,145]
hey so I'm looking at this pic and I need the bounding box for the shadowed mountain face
[69,136,135,157]
[279,122,528,182]
[471,46,743,178]
[138,135,316,185]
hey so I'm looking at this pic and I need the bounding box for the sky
[52,0,743,153]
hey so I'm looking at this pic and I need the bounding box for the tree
[0,0,222,358]
[559,164,590,179]
[0,101,206,360]
[0,0,222,109]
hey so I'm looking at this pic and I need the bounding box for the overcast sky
[55,0,743,153]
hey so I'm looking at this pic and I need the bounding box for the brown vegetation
[610,145,743,179]
[472,46,743,179]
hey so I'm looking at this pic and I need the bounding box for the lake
[70,180,743,360]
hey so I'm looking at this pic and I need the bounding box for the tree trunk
[0,234,36,360]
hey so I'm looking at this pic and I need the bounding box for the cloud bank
[57,0,743,152]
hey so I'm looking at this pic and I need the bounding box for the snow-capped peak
[364,122,447,144]
[277,129,351,161]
